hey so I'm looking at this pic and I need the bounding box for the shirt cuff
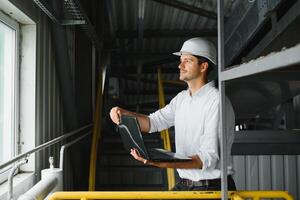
[197,151,219,170]
[148,113,157,133]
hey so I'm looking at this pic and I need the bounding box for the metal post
[217,0,228,200]
[89,68,104,191]
[157,68,175,189]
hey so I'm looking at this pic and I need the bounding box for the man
[110,37,236,191]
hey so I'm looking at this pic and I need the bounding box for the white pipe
[8,158,28,200]
[15,132,90,200]
[17,176,57,200]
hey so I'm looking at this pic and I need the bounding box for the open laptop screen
[118,115,149,159]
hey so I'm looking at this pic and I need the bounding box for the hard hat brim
[172,52,181,56]
[173,51,216,65]
[172,51,194,56]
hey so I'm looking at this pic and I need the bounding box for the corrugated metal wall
[233,155,300,199]
[35,11,65,177]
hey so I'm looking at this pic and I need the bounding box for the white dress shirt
[148,81,235,181]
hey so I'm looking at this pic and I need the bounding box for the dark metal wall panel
[35,11,64,178]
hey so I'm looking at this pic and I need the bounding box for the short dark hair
[195,56,215,76]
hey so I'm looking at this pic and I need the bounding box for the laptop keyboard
[148,148,174,159]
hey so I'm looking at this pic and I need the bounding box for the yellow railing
[49,191,294,200]
[157,68,175,189]
[89,68,104,191]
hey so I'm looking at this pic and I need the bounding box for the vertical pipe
[8,158,28,200]
[89,68,103,191]
[157,68,175,190]
[217,0,228,200]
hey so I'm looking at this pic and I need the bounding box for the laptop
[118,115,191,162]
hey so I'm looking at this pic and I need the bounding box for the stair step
[96,168,166,186]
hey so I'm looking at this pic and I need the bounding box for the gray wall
[233,155,300,199]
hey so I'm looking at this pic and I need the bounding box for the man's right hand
[110,106,123,125]
[109,106,150,133]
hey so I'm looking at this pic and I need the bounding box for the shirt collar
[188,81,215,98]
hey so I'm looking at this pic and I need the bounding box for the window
[0,3,35,197]
[0,11,19,182]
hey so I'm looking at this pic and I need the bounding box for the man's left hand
[130,148,147,164]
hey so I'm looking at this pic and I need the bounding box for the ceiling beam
[115,29,217,38]
[151,0,217,20]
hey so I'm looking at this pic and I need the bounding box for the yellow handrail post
[157,68,175,190]
[230,193,244,200]
[88,67,104,191]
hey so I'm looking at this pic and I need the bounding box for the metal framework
[217,0,300,199]
[115,29,217,38]
[33,0,101,48]
[151,0,218,20]
[221,43,300,81]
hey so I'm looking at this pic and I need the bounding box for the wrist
[143,159,148,165]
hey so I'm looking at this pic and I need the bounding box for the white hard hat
[173,37,217,65]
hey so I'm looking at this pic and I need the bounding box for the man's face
[178,54,203,82]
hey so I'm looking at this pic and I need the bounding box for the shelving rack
[217,0,300,199]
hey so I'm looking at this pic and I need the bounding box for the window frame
[0,10,20,184]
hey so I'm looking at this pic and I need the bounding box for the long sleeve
[148,94,179,133]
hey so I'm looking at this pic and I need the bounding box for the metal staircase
[95,132,168,191]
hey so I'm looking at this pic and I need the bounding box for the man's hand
[130,148,203,169]
[130,148,148,164]
[110,106,123,125]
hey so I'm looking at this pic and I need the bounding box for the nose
[178,61,184,69]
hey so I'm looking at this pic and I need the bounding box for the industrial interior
[0,0,300,199]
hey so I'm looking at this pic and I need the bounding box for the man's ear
[200,62,209,73]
